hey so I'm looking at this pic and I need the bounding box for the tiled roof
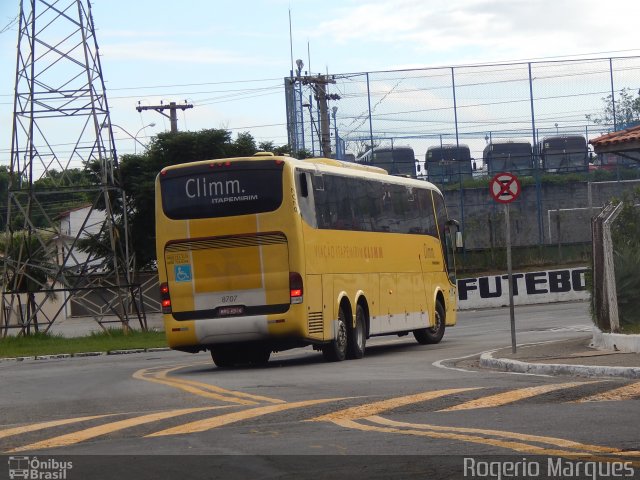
[589,124,640,151]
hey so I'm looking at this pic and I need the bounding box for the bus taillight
[289,272,303,304]
[160,282,172,313]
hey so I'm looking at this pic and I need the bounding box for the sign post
[489,172,522,353]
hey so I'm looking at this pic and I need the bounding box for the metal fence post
[366,72,374,152]
[528,62,544,245]
[451,67,465,260]
[609,57,617,131]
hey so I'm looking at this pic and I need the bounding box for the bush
[610,188,640,330]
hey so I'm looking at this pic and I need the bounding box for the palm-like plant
[613,244,640,330]
[1,230,57,335]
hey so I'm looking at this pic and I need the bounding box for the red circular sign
[489,172,521,204]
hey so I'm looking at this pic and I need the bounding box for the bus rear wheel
[414,300,445,345]
[246,347,271,366]
[210,346,238,368]
[322,306,348,362]
[346,304,366,359]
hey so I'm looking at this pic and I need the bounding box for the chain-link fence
[287,56,640,163]
[285,56,640,271]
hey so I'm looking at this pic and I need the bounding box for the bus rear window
[160,161,283,219]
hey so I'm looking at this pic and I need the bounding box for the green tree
[229,131,257,156]
[610,188,640,330]
[0,166,9,230]
[587,87,640,129]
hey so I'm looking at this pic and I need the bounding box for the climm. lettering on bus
[185,177,244,198]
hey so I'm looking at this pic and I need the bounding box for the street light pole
[103,123,155,154]
[133,123,156,154]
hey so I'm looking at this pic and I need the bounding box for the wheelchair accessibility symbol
[174,264,192,282]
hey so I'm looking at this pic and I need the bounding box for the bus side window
[312,173,324,191]
[298,172,308,198]
[296,170,318,228]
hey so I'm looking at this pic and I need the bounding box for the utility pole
[136,101,193,133]
[291,73,340,157]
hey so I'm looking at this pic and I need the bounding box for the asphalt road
[1,301,639,479]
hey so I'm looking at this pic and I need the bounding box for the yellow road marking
[8,406,227,453]
[575,382,640,403]
[312,388,480,422]
[366,416,640,456]
[438,382,588,411]
[147,397,346,437]
[311,387,640,461]
[327,418,640,464]
[0,415,114,440]
[133,365,284,405]
[156,366,285,404]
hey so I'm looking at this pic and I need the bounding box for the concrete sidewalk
[480,335,640,378]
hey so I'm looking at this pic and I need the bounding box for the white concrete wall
[457,267,589,310]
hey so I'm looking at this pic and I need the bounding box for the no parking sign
[489,172,521,352]
[489,172,521,204]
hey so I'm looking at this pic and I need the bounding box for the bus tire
[322,306,348,362]
[210,347,238,368]
[346,304,366,359]
[414,300,445,345]
[247,347,271,366]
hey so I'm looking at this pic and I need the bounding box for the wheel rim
[429,309,442,333]
[337,320,347,350]
[356,321,364,348]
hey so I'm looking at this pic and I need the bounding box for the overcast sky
[1,0,639,161]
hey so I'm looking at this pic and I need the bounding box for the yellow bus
[155,152,461,367]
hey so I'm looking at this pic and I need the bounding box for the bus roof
[303,157,388,174]
[483,141,532,155]
[540,135,587,147]
[159,153,441,194]
[426,144,471,161]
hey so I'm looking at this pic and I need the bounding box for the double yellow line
[132,364,286,405]
[3,364,344,452]
[311,386,640,464]
[4,364,640,456]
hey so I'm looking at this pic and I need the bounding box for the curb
[479,350,640,379]
[0,347,172,363]
[592,329,640,353]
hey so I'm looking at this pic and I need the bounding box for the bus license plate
[219,306,244,316]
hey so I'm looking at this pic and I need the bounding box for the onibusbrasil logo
[8,456,73,480]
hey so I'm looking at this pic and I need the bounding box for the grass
[0,329,168,358]
[620,323,640,335]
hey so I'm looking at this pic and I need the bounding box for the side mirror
[446,219,463,253]
[456,231,464,250]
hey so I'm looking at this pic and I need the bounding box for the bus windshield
[484,142,532,175]
[356,147,416,177]
[425,145,472,183]
[541,136,588,172]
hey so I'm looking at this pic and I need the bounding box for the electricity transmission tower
[1,0,146,335]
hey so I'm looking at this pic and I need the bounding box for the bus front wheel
[322,307,348,362]
[414,301,445,345]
